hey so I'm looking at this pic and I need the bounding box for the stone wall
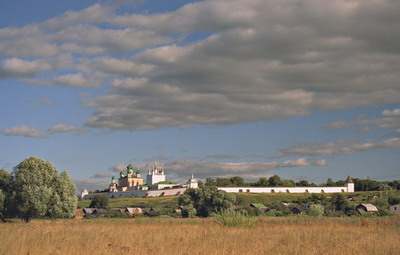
[218,185,353,194]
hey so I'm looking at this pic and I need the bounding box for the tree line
[0,157,77,222]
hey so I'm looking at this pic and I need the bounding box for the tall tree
[13,157,77,222]
[48,171,77,218]
[268,175,283,186]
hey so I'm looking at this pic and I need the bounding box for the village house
[125,207,143,216]
[74,209,84,219]
[355,204,378,216]
[292,206,307,215]
[249,203,269,212]
[389,204,400,215]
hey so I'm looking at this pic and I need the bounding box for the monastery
[81,162,198,199]
[81,163,354,199]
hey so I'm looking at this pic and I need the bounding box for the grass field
[1,216,399,255]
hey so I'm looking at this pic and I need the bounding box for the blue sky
[1,0,399,191]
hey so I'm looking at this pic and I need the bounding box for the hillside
[78,196,179,209]
[79,190,399,209]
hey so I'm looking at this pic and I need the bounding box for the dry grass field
[1,216,399,255]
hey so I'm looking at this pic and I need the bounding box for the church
[102,162,198,197]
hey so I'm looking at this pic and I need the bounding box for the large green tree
[13,157,77,222]
[179,186,236,217]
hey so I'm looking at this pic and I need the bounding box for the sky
[1,0,399,192]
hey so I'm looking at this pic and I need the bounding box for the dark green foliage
[252,177,269,187]
[89,195,109,209]
[388,195,400,205]
[179,186,236,217]
[331,193,352,215]
[181,204,197,218]
[105,210,130,218]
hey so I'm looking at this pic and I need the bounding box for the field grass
[1,216,399,255]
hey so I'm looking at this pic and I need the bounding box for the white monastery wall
[218,185,352,194]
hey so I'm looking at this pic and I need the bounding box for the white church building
[82,162,198,199]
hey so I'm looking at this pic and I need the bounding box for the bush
[213,210,257,228]
[89,195,109,209]
[307,204,324,217]
[105,210,130,218]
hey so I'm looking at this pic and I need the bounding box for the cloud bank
[0,0,399,130]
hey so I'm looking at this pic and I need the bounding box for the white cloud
[162,157,325,179]
[0,58,51,78]
[282,138,400,156]
[1,0,400,129]
[47,124,77,134]
[54,73,99,88]
[92,172,111,179]
[109,163,127,173]
[382,108,400,116]
[1,125,46,138]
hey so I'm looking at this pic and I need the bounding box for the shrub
[307,204,324,217]
[213,210,257,228]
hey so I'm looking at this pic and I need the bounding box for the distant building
[292,206,307,215]
[146,162,166,185]
[356,204,378,216]
[118,164,144,191]
[187,173,199,189]
[80,188,89,199]
[389,204,400,215]
[250,203,269,212]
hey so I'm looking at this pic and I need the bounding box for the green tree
[179,186,236,217]
[331,193,351,215]
[216,178,232,187]
[296,180,310,187]
[307,204,324,217]
[205,178,216,186]
[388,195,400,205]
[14,157,59,222]
[13,157,78,222]
[0,169,15,220]
[89,194,109,209]
[48,171,77,218]
[253,177,269,187]
[268,175,283,186]
[230,176,245,187]
[181,204,197,218]
[326,178,334,186]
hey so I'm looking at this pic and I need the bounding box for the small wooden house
[389,204,400,215]
[74,209,85,219]
[91,208,108,217]
[292,206,307,215]
[249,203,269,212]
[125,207,143,216]
[83,208,94,216]
[356,204,378,216]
